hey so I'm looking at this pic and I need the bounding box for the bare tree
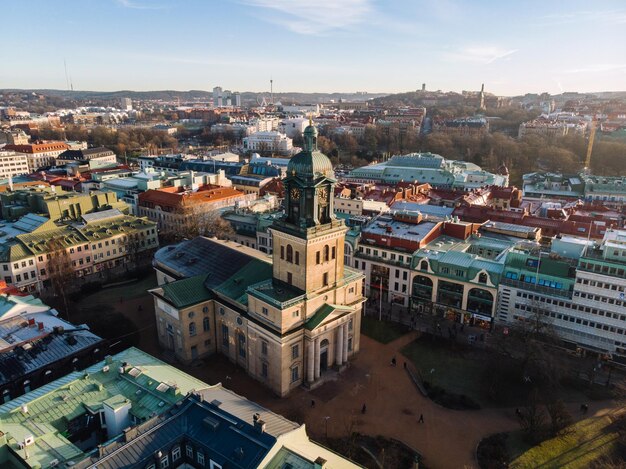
[165,207,235,243]
[45,238,75,320]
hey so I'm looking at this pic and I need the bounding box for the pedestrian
[418,414,424,423]
[391,356,396,367]
[581,403,588,413]
[311,399,315,408]
[361,403,367,414]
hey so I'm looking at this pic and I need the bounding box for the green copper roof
[286,124,334,180]
[287,150,334,180]
[0,347,208,469]
[213,259,273,306]
[305,303,351,331]
[160,274,213,308]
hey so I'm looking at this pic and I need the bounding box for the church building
[150,124,365,396]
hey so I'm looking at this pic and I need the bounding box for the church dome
[287,124,334,179]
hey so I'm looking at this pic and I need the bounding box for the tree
[519,388,547,444]
[45,238,75,320]
[165,207,235,243]
[546,399,573,437]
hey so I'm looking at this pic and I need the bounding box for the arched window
[323,245,329,262]
[420,260,428,271]
[189,322,196,337]
[203,316,210,332]
[478,272,488,284]
[286,244,293,263]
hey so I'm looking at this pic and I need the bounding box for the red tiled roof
[138,185,244,210]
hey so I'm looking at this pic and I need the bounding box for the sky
[2,0,626,96]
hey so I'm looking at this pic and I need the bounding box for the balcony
[501,277,573,299]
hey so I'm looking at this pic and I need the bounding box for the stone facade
[151,124,365,396]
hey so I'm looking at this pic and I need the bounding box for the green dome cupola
[283,122,336,228]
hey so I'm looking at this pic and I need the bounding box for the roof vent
[210,399,222,408]
[203,416,220,432]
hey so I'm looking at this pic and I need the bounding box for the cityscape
[1,1,626,469]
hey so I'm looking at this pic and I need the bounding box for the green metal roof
[305,304,351,331]
[0,347,209,469]
[213,259,273,306]
[160,274,213,308]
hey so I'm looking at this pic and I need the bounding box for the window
[189,322,196,337]
[331,246,336,259]
[238,333,246,358]
[209,460,222,469]
[172,446,181,462]
[323,272,328,286]
[286,244,293,263]
[261,340,268,355]
[478,272,488,284]
[292,344,299,359]
[280,245,285,259]
[222,324,229,348]
[287,272,293,285]
[186,445,194,458]
[316,251,321,264]
[291,366,299,383]
[295,251,300,265]
[203,316,210,332]
[160,455,169,468]
[323,245,329,262]
[197,452,205,465]
[262,307,268,315]
[261,362,268,378]
[292,309,300,318]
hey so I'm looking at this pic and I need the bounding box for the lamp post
[378,276,383,321]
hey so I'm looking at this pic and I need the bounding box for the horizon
[3,0,626,95]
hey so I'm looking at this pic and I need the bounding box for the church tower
[270,123,347,293]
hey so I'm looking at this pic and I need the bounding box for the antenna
[63,59,70,91]
[270,78,273,105]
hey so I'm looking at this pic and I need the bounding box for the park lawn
[511,415,621,469]
[401,338,488,406]
[361,316,408,344]
[80,272,157,305]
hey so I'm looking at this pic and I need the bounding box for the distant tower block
[479,83,486,110]
[422,83,426,92]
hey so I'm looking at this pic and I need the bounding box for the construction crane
[584,119,597,171]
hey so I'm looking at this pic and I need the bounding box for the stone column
[314,338,320,379]
[342,323,349,363]
[335,325,344,366]
[307,340,315,383]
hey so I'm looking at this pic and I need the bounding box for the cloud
[564,64,626,74]
[444,46,518,65]
[242,0,373,35]
[115,0,165,10]
[536,9,626,26]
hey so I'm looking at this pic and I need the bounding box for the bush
[477,433,509,469]
[423,380,481,410]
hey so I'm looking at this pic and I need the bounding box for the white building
[497,230,626,361]
[243,131,293,156]
[120,97,132,111]
[0,151,30,179]
[278,118,309,138]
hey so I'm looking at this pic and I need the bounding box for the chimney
[123,426,138,442]
[314,457,327,468]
